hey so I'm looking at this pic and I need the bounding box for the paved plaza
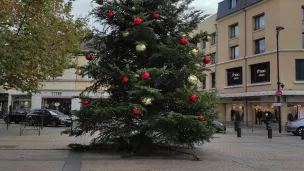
[0,121,304,171]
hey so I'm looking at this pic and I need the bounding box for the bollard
[268,128,272,139]
[237,127,241,137]
[301,129,304,140]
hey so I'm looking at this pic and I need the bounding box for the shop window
[211,72,216,88]
[250,62,270,84]
[227,67,242,86]
[296,59,304,81]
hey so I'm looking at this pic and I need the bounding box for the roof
[216,0,264,21]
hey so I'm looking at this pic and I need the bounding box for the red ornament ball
[134,17,142,25]
[106,11,114,18]
[198,115,204,121]
[85,53,92,60]
[97,12,102,16]
[133,107,140,115]
[153,13,160,19]
[82,99,89,105]
[203,57,211,64]
[141,72,150,80]
[190,94,198,102]
[180,37,188,45]
[122,76,129,83]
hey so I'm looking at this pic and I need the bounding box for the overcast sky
[71,0,222,28]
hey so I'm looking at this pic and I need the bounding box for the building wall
[3,54,104,113]
[214,0,304,94]
[194,0,304,129]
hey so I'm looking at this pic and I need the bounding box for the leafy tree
[69,0,218,157]
[0,0,90,92]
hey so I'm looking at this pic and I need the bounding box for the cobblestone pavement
[0,121,304,171]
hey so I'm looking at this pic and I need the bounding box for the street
[0,121,304,171]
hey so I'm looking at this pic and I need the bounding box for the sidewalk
[1,122,304,171]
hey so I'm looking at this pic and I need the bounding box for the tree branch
[16,3,31,36]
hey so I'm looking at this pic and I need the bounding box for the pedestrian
[257,109,263,125]
[231,109,235,121]
[234,110,241,131]
[265,111,271,130]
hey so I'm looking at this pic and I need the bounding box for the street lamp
[276,26,284,133]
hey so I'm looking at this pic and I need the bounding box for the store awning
[218,90,304,98]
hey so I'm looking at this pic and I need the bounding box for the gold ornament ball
[136,44,146,52]
[207,36,212,42]
[187,75,199,84]
[191,49,199,56]
[131,6,136,11]
[142,97,152,105]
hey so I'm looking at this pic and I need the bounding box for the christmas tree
[71,0,218,157]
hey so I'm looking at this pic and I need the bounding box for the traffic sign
[273,103,282,107]
[276,90,282,96]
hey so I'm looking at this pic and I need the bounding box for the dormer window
[229,0,237,9]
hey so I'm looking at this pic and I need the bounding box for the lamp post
[276,26,284,133]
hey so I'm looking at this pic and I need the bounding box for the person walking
[234,110,241,131]
[257,109,263,125]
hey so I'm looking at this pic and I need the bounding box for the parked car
[26,108,72,127]
[285,119,304,136]
[4,109,29,124]
[212,120,226,133]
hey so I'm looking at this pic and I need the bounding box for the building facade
[0,54,107,116]
[196,0,304,129]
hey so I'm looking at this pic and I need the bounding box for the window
[302,33,304,48]
[250,62,270,84]
[254,14,264,30]
[302,7,304,21]
[210,52,216,64]
[229,0,237,9]
[202,80,206,89]
[296,59,304,81]
[211,72,216,88]
[202,40,206,49]
[227,67,242,86]
[231,46,239,59]
[254,38,265,54]
[211,33,216,45]
[230,24,239,38]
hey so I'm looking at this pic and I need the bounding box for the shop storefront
[42,98,72,115]
[32,90,109,113]
[286,96,304,121]
[11,95,32,111]
[219,96,277,125]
